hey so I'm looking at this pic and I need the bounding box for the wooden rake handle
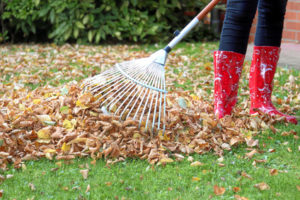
[196,0,221,21]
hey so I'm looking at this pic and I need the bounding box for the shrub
[1,0,213,44]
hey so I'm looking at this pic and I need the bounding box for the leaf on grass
[191,161,204,167]
[192,177,200,181]
[85,184,90,193]
[254,182,270,190]
[80,169,89,179]
[233,187,241,193]
[269,169,278,176]
[245,149,257,159]
[234,195,248,200]
[241,172,253,180]
[28,183,36,191]
[159,158,174,164]
[297,185,300,191]
[214,185,225,195]
[245,138,259,147]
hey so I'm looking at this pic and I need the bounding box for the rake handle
[196,0,221,21]
[165,0,221,52]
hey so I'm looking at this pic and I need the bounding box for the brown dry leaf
[245,149,258,159]
[0,190,3,198]
[214,185,226,196]
[269,169,278,176]
[190,161,204,167]
[85,184,90,193]
[233,187,241,193]
[297,185,300,191]
[80,169,89,180]
[28,183,36,191]
[254,182,270,190]
[187,156,194,162]
[245,138,259,147]
[105,182,112,186]
[234,195,248,200]
[241,172,253,180]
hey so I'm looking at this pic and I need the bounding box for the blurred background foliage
[0,0,218,44]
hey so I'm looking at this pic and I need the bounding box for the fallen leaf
[80,169,89,179]
[214,185,226,196]
[85,184,90,193]
[62,142,71,152]
[269,169,278,176]
[233,187,241,192]
[191,161,204,167]
[159,158,174,164]
[245,138,259,147]
[297,185,300,191]
[241,172,253,180]
[37,127,51,139]
[254,182,270,190]
[187,156,194,162]
[234,195,248,200]
[245,149,257,159]
[105,182,112,186]
[192,177,200,181]
[28,183,36,191]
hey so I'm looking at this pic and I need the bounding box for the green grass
[1,42,299,199]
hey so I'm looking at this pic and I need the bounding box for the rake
[82,0,220,134]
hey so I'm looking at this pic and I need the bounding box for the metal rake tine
[132,67,158,121]
[138,68,159,129]
[151,66,163,132]
[145,65,161,130]
[115,65,151,116]
[96,64,146,103]
[106,81,137,109]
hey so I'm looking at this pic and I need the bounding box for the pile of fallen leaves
[0,83,290,171]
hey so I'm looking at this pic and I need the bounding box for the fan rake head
[82,49,168,134]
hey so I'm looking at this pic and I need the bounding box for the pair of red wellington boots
[213,46,297,124]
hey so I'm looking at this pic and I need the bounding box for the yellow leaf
[160,158,174,164]
[63,119,76,130]
[192,177,200,181]
[19,104,25,111]
[62,142,71,152]
[33,99,41,104]
[37,127,51,139]
[76,100,88,109]
[190,94,199,101]
[158,130,170,141]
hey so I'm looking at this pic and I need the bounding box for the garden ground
[0,42,299,199]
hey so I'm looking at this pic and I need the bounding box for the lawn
[0,42,299,200]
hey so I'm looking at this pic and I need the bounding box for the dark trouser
[219,0,287,54]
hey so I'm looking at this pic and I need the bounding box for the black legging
[219,0,287,54]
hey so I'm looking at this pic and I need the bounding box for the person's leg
[254,0,287,47]
[219,0,258,54]
[249,0,297,124]
[214,0,258,118]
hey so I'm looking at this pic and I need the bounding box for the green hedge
[0,0,214,44]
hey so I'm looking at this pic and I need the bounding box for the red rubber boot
[214,51,245,119]
[249,46,298,124]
